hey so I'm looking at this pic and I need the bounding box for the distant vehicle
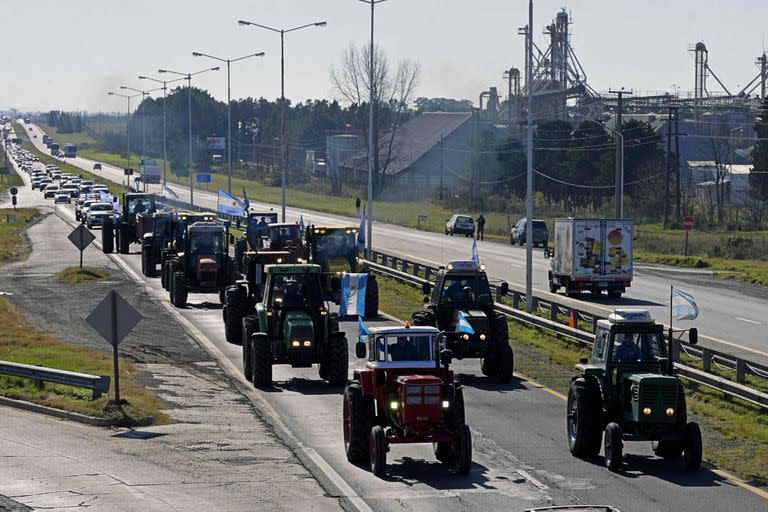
[42,134,51,144]
[85,203,116,229]
[510,218,549,247]
[93,163,102,170]
[54,192,71,204]
[445,215,474,237]
[63,144,77,158]
[49,142,60,156]
[140,159,161,184]
[43,184,60,199]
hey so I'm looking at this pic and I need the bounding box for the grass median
[56,266,111,284]
[375,272,768,486]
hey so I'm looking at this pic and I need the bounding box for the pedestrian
[476,214,486,241]
[355,196,361,216]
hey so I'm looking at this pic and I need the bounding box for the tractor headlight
[666,407,675,417]
[479,334,486,341]
[303,340,312,347]
[291,340,300,348]
[276,258,283,263]
[462,334,469,340]
[442,400,450,408]
[390,401,398,410]
[643,407,652,416]
[447,263,454,270]
[479,263,486,271]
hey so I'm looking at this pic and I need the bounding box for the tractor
[103,192,157,254]
[411,260,513,383]
[238,263,348,388]
[139,211,178,277]
[166,221,235,308]
[566,309,702,471]
[222,250,297,344]
[262,222,307,259]
[160,212,216,289]
[305,225,378,318]
[233,211,279,272]
[344,324,472,477]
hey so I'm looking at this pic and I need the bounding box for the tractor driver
[388,336,420,361]
[613,334,642,362]
[443,279,471,303]
[133,199,146,214]
[193,233,216,254]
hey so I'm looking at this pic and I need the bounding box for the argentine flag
[471,238,480,265]
[217,189,246,216]
[457,311,475,334]
[339,273,368,316]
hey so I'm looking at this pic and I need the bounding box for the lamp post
[138,75,185,192]
[107,91,141,186]
[238,18,327,222]
[192,50,265,195]
[525,0,534,312]
[120,85,162,190]
[157,66,219,206]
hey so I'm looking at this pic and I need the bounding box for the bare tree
[708,135,732,224]
[330,43,420,195]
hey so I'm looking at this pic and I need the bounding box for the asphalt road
[8,145,767,512]
[22,122,768,366]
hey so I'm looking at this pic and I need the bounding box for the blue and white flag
[163,184,178,198]
[217,189,246,217]
[299,214,306,236]
[242,186,250,212]
[358,315,368,335]
[357,204,366,252]
[457,311,475,334]
[672,287,699,321]
[471,238,480,265]
[339,273,368,316]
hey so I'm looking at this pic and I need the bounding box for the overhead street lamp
[158,66,220,206]
[107,90,141,185]
[192,50,265,196]
[119,85,162,183]
[357,0,385,258]
[138,74,186,192]
[238,18,327,222]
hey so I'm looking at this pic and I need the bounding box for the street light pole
[238,19,327,221]
[193,51,265,196]
[139,75,184,192]
[158,67,220,206]
[525,0,534,312]
[108,91,141,187]
[358,0,386,258]
[121,85,162,191]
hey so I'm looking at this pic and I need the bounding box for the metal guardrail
[365,250,768,411]
[0,360,111,399]
[149,196,768,409]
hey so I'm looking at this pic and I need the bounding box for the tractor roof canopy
[265,263,321,275]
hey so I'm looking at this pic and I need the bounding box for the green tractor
[566,309,702,471]
[106,192,157,254]
[411,260,512,383]
[238,263,348,388]
[166,221,235,308]
[305,225,378,318]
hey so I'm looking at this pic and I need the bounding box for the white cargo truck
[545,218,633,298]
[140,159,161,185]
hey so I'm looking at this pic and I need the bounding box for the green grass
[56,266,111,284]
[636,251,768,286]
[0,208,40,264]
[37,123,101,151]
[14,123,129,196]
[375,271,768,486]
[0,155,24,195]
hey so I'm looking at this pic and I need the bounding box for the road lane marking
[737,317,762,325]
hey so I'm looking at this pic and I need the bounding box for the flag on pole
[471,238,480,265]
[299,214,305,236]
[357,204,366,252]
[358,316,368,335]
[242,186,250,212]
[671,287,699,320]
[457,311,475,334]
[339,273,368,316]
[163,184,178,198]
[217,189,246,217]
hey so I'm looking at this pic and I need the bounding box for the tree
[415,97,472,113]
[330,43,421,195]
[750,98,768,201]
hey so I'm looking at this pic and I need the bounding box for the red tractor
[343,324,471,477]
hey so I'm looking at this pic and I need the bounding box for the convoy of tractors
[97,192,701,478]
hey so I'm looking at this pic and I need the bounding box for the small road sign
[68,224,96,268]
[86,290,142,402]
[9,187,18,196]
[683,216,695,231]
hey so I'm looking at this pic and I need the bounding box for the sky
[2,0,767,113]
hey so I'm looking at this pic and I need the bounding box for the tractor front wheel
[225,286,248,345]
[604,422,623,471]
[325,332,349,386]
[683,422,702,471]
[567,378,603,458]
[171,272,187,308]
[370,426,387,477]
[343,382,374,463]
[251,333,272,388]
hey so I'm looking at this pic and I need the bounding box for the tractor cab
[123,193,156,228]
[245,211,279,249]
[139,210,177,277]
[264,222,306,258]
[179,222,229,290]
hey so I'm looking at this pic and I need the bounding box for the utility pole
[608,88,632,218]
[664,106,672,228]
[674,107,681,220]
[439,133,444,201]
[525,0,534,313]
[472,108,480,207]
[759,52,767,102]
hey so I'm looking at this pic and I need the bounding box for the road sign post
[86,290,142,403]
[683,215,695,256]
[9,186,17,209]
[68,224,96,269]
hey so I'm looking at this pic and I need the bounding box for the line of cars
[445,213,550,247]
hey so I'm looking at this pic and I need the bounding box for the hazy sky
[3,0,767,113]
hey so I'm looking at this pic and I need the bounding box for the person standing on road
[476,214,486,241]
[355,196,361,216]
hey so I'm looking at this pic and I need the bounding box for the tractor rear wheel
[343,382,375,463]
[161,261,168,289]
[683,422,702,471]
[171,272,187,308]
[140,246,149,276]
[251,333,272,388]
[496,344,514,383]
[225,286,248,345]
[118,223,130,254]
[364,274,379,318]
[435,387,466,463]
[604,422,623,471]
[453,424,472,474]
[567,378,603,458]
[491,313,513,382]
[370,425,387,477]
[325,332,349,386]
[410,311,436,327]
[241,316,259,382]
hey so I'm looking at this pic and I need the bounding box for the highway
[23,122,768,366]
[7,132,768,512]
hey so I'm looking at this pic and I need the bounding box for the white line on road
[737,317,762,325]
